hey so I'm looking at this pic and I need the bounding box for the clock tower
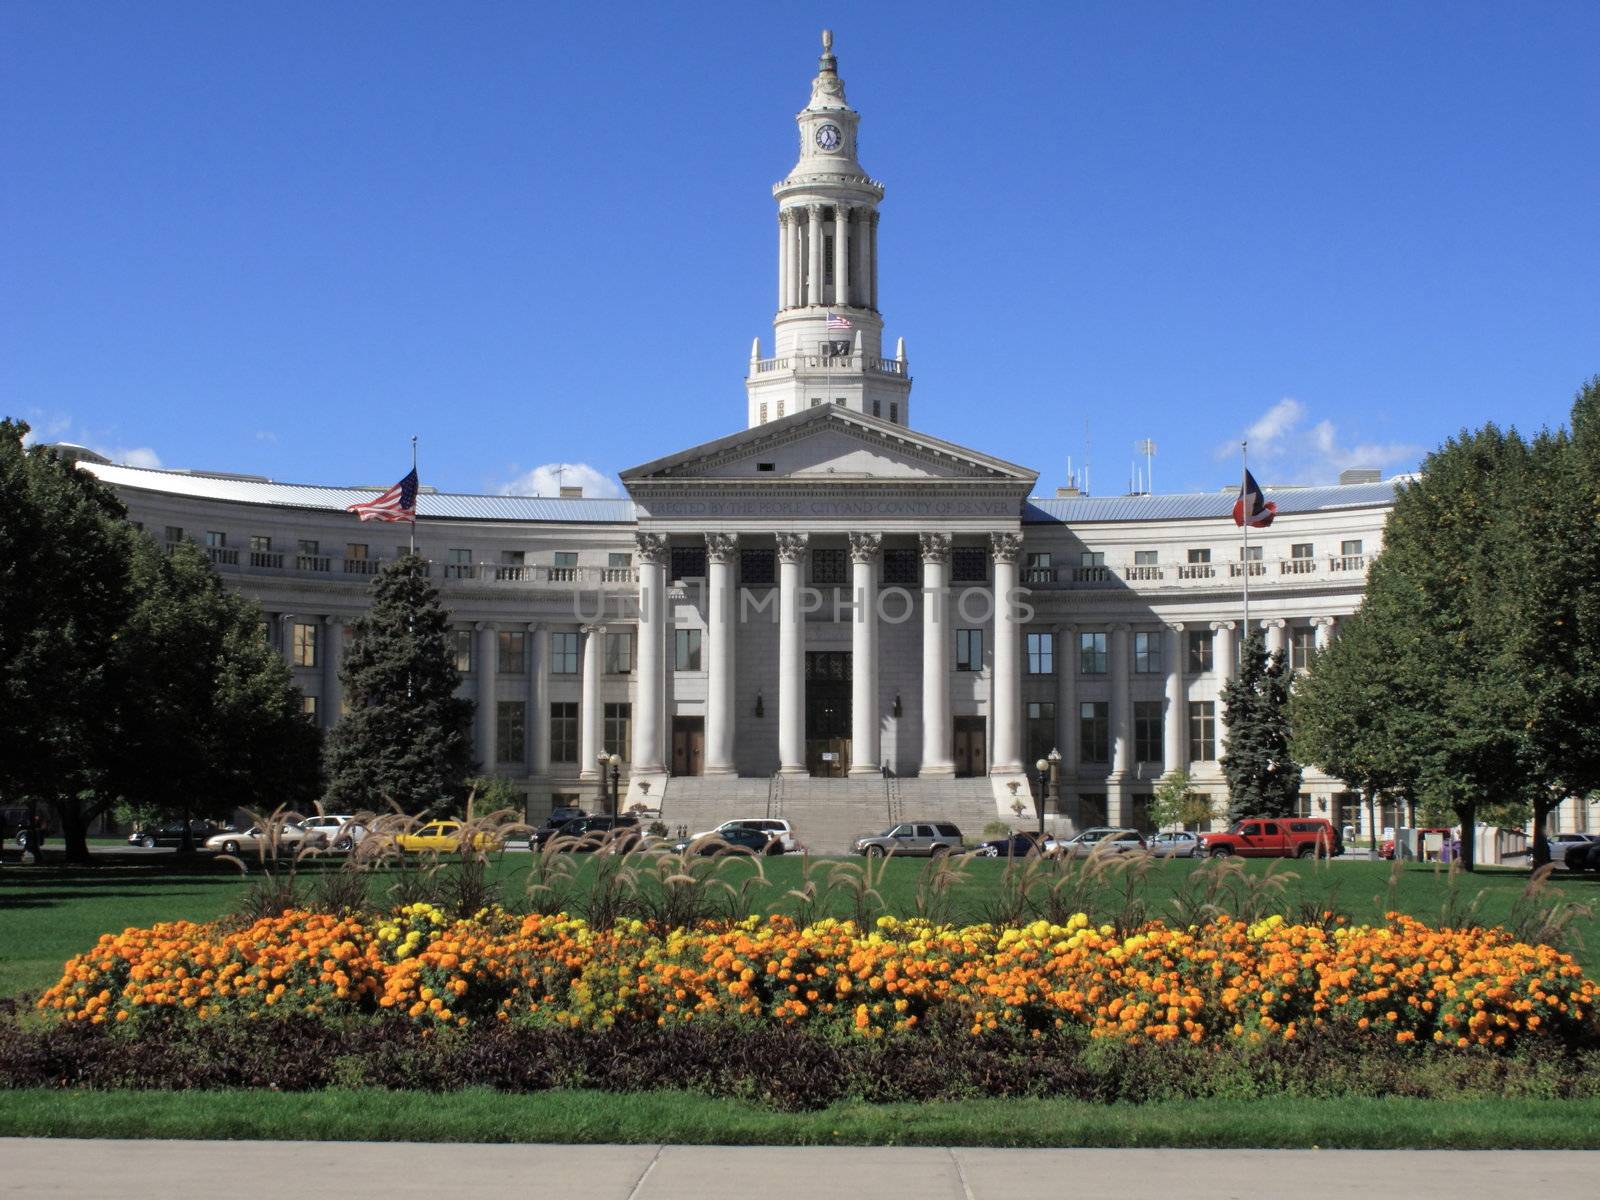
[745,31,911,429]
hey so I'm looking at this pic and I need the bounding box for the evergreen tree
[323,555,473,815]
[1220,627,1301,822]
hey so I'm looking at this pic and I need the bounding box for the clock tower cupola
[745,31,911,429]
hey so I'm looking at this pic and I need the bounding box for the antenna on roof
[1136,438,1156,494]
[1083,419,1092,497]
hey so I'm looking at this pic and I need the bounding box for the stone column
[806,204,824,307]
[1211,620,1236,761]
[476,622,498,772]
[631,533,669,774]
[704,532,739,775]
[833,205,851,309]
[321,616,343,730]
[578,623,605,781]
[276,613,296,671]
[1163,622,1187,778]
[1312,615,1337,653]
[777,211,790,311]
[530,623,550,778]
[790,213,805,310]
[847,531,882,775]
[918,533,954,777]
[1109,622,1132,776]
[1263,617,1288,660]
[989,531,1025,774]
[777,532,810,775]
[1052,623,1077,815]
[868,211,880,311]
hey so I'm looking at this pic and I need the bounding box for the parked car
[1562,840,1600,873]
[1198,818,1342,859]
[853,821,963,858]
[671,826,783,856]
[126,820,223,849]
[974,831,1045,859]
[1378,826,1455,861]
[692,818,798,853]
[1042,828,1147,857]
[1543,833,1597,864]
[298,815,367,851]
[533,814,641,851]
[203,823,315,855]
[544,806,586,828]
[394,820,504,854]
[1147,831,1201,858]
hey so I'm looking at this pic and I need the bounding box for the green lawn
[4,851,1598,999]
[2,1087,1597,1148]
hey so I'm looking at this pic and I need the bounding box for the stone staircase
[653,775,1033,855]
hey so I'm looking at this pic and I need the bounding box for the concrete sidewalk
[3,1140,1595,1198]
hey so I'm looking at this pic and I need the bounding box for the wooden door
[953,717,986,778]
[671,717,704,776]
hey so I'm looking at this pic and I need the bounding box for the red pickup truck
[1197,818,1342,859]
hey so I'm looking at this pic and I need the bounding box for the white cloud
[1216,396,1420,485]
[104,446,163,469]
[495,461,623,499]
[14,410,163,468]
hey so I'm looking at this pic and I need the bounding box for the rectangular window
[550,632,580,675]
[1078,632,1107,675]
[777,400,784,417]
[446,548,472,580]
[951,546,987,583]
[1078,793,1108,828]
[345,543,368,560]
[810,547,846,585]
[451,629,472,672]
[759,402,768,423]
[165,526,185,543]
[1133,550,1158,566]
[1187,630,1214,674]
[1188,701,1216,762]
[740,548,776,587]
[205,530,226,547]
[1134,700,1163,765]
[496,701,527,765]
[497,630,528,674]
[1291,542,1314,560]
[604,631,632,675]
[881,547,918,586]
[956,628,983,672]
[292,622,318,668]
[872,400,880,417]
[1133,631,1162,674]
[674,628,702,672]
[249,535,271,552]
[1026,632,1054,675]
[501,550,525,567]
[1341,539,1363,556]
[810,398,821,408]
[671,545,707,581]
[1240,545,1263,561]
[1079,701,1110,764]
[549,702,578,764]
[608,552,631,569]
[889,402,899,423]
[1080,550,1105,567]
[298,539,319,556]
[301,695,318,722]
[604,702,632,763]
[553,551,578,568]
[1290,626,1317,670]
[1026,700,1056,765]
[1187,548,1211,564]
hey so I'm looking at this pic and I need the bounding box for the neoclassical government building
[79,35,1418,842]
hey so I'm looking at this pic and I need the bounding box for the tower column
[806,204,824,307]
[790,213,805,309]
[868,211,880,311]
[851,208,868,312]
[777,211,790,311]
[1163,623,1187,779]
[631,534,669,774]
[704,533,739,776]
[834,205,851,309]
[777,532,810,775]
[578,624,605,781]
[919,533,953,777]
[1211,621,1236,762]
[848,531,881,776]
[989,531,1024,775]
[321,616,343,731]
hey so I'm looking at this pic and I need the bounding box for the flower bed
[38,906,1599,1050]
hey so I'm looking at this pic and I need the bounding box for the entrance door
[805,651,851,777]
[671,717,704,776]
[953,716,987,777]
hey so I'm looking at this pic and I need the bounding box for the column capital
[1107,621,1131,634]
[278,612,296,624]
[848,531,883,563]
[1164,621,1186,633]
[321,614,342,625]
[705,532,740,563]
[776,531,810,563]
[634,532,671,565]
[1260,617,1288,630]
[989,531,1025,563]
[918,531,952,563]
[1310,615,1337,628]
[778,208,794,227]
[526,621,545,633]
[1053,622,1078,637]
[580,623,608,636]
[1210,620,1236,632]
[473,621,497,633]
[806,202,825,219]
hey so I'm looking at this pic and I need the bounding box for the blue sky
[5,1,1596,498]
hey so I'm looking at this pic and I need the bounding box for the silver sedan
[1148,831,1200,858]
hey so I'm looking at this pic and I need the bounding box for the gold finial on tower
[810,29,845,106]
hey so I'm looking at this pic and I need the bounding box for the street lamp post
[1034,756,1051,839]
[1047,746,1062,834]
[606,752,622,819]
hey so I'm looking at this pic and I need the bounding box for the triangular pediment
[620,406,1036,487]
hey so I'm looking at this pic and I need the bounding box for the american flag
[347,467,419,523]
[826,312,852,330]
[1231,468,1278,529]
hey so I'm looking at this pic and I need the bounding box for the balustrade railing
[206,546,239,566]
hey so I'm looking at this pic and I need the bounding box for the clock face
[815,123,842,151]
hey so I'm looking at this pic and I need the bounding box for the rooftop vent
[1055,485,1080,498]
[559,485,584,498]
[1339,468,1382,485]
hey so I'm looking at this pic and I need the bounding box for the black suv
[128,820,222,849]
[533,813,641,851]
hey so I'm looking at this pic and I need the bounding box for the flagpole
[1241,440,1250,638]
[409,435,418,556]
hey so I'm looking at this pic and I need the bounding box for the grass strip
[2,1089,1598,1149]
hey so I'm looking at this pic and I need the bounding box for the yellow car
[393,821,502,854]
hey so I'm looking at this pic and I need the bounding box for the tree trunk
[1366,792,1378,851]
[56,804,92,864]
[1530,796,1556,868]
[1455,806,1476,872]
